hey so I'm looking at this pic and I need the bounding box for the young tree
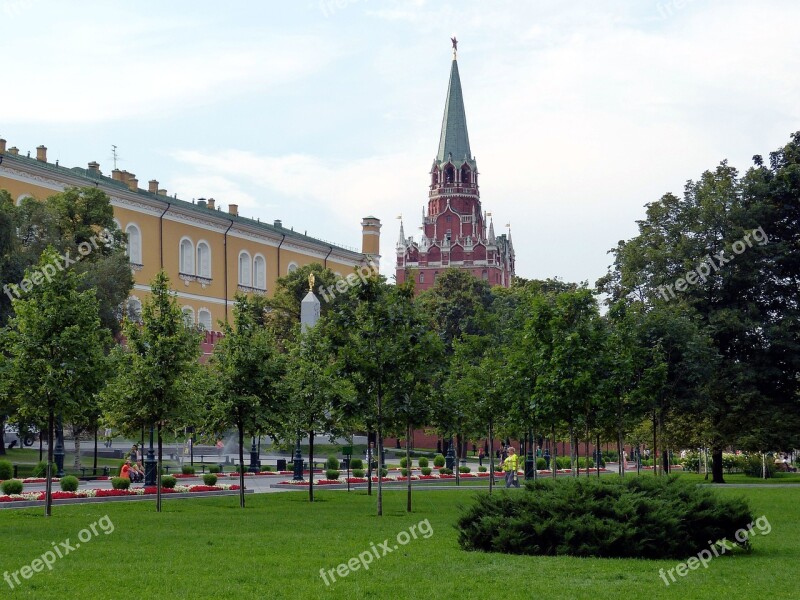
[102,271,202,512]
[204,294,285,507]
[4,248,109,516]
[280,322,353,502]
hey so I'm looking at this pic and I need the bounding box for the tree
[204,294,285,507]
[599,134,800,481]
[280,321,353,502]
[102,271,202,511]
[4,248,109,516]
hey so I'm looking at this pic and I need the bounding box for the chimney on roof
[207,198,215,210]
[8,147,19,155]
[0,139,6,154]
[228,204,238,217]
[36,145,47,162]
[88,161,101,175]
[112,169,124,181]
[148,179,159,193]
[158,188,167,196]
[127,175,138,192]
[197,199,207,208]
[274,219,282,228]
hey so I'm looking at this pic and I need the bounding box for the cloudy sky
[2,0,799,284]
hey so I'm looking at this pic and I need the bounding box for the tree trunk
[455,432,461,486]
[238,422,246,508]
[488,420,494,494]
[596,433,601,478]
[617,428,624,478]
[73,434,81,470]
[584,428,590,478]
[45,409,54,517]
[156,423,163,513]
[93,427,98,473]
[551,425,557,480]
[377,390,383,517]
[652,409,658,477]
[309,431,315,502]
[568,422,576,478]
[0,416,6,455]
[406,422,412,513]
[711,447,725,483]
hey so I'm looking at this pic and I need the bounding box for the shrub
[400,456,413,468]
[743,454,776,478]
[111,477,130,490]
[161,476,177,489]
[60,475,79,492]
[286,462,294,471]
[478,466,488,473]
[421,467,432,476]
[536,457,547,470]
[439,467,453,475]
[459,466,471,474]
[181,465,196,475]
[380,467,388,477]
[32,461,49,478]
[493,464,503,472]
[234,464,251,473]
[434,454,445,467]
[1,479,23,495]
[326,469,340,480]
[602,450,619,463]
[326,455,340,470]
[457,476,754,559]
[400,468,410,477]
[350,458,363,470]
[0,460,12,481]
[203,473,218,486]
[418,457,429,468]
[208,465,221,474]
[555,456,571,469]
[352,469,365,478]
[577,457,595,469]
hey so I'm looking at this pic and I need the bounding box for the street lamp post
[144,425,157,485]
[249,436,259,473]
[445,436,455,470]
[53,413,65,478]
[292,437,304,481]
[525,428,535,480]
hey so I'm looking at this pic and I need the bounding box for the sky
[2,0,799,285]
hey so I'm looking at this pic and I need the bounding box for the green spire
[436,55,472,165]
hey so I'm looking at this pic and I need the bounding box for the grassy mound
[457,476,754,559]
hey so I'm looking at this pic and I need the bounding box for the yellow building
[0,139,381,331]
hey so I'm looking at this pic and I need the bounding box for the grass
[0,482,798,599]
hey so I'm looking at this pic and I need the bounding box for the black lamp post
[249,436,259,473]
[445,436,455,470]
[292,436,304,481]
[525,428,535,480]
[53,413,65,478]
[144,425,157,485]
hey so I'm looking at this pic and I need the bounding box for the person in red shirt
[119,461,131,479]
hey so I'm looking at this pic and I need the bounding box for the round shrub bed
[60,475,80,492]
[1,479,23,495]
[457,476,754,559]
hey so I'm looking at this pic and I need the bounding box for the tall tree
[102,271,202,511]
[4,248,109,516]
[204,294,285,507]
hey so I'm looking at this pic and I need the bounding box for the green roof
[436,58,472,166]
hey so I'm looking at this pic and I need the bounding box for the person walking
[503,447,520,488]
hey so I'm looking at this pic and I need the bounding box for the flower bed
[0,484,239,503]
[277,479,342,486]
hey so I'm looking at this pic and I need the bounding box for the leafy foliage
[457,477,754,558]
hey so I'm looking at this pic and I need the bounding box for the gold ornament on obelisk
[308,272,315,293]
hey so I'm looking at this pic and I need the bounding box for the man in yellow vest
[502,446,520,488]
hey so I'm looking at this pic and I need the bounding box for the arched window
[196,241,211,278]
[182,307,194,327]
[126,224,142,265]
[198,309,212,331]
[445,166,455,183]
[482,270,488,281]
[238,251,252,286]
[254,255,266,290]
[287,262,298,274]
[180,238,194,274]
[461,165,471,184]
[16,194,32,206]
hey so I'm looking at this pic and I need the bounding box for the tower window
[420,272,424,284]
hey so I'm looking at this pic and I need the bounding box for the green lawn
[0,483,797,599]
